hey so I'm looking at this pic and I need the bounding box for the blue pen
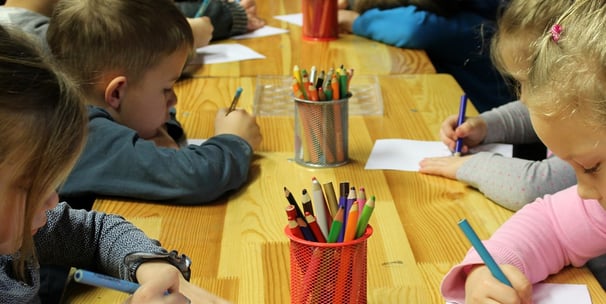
[226,87,243,115]
[457,219,513,287]
[454,94,467,156]
[194,0,211,18]
[74,269,140,294]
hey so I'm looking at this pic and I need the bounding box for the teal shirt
[352,6,514,112]
[59,106,253,206]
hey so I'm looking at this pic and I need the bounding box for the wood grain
[62,74,606,303]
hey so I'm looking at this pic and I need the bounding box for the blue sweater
[352,6,514,112]
[59,106,253,205]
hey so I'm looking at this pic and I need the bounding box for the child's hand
[418,155,472,179]
[215,108,262,150]
[237,0,266,32]
[187,17,214,48]
[131,261,231,304]
[465,265,532,304]
[440,114,487,154]
[338,10,359,34]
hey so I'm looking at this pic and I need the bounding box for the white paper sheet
[195,43,265,64]
[231,25,289,40]
[274,13,303,26]
[446,283,591,304]
[364,139,512,171]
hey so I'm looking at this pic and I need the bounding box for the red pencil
[285,205,304,240]
[305,212,327,243]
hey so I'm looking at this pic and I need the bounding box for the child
[338,0,514,112]
[47,0,262,207]
[0,0,214,49]
[441,0,606,302]
[0,0,56,49]
[175,0,265,41]
[0,25,228,303]
[419,0,576,211]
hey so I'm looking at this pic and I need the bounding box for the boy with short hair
[47,0,262,207]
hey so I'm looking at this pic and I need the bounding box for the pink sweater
[441,185,606,303]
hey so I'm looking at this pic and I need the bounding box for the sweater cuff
[224,1,248,36]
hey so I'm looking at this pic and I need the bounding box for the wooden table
[61,74,606,303]
[188,1,435,77]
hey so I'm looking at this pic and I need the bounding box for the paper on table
[446,283,591,304]
[231,26,289,40]
[187,139,206,146]
[195,43,265,64]
[274,13,303,26]
[364,139,512,171]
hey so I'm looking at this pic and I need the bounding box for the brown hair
[0,26,87,280]
[47,0,194,99]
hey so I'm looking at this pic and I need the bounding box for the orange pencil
[305,212,327,243]
[343,201,359,242]
[331,73,340,100]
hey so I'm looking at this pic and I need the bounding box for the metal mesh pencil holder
[294,96,349,167]
[285,225,372,304]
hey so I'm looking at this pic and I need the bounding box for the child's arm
[350,6,485,50]
[441,186,606,302]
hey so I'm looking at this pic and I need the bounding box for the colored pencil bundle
[283,177,375,243]
[292,65,353,102]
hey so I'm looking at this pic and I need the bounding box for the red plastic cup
[301,0,339,41]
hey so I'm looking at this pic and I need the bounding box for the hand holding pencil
[214,90,262,150]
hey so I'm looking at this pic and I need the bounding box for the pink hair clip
[551,24,562,43]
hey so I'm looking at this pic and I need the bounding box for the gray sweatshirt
[0,202,166,303]
[456,101,577,210]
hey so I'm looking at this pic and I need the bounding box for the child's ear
[105,76,127,110]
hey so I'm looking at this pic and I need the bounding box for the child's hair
[46,0,194,99]
[522,0,606,126]
[490,0,573,88]
[0,25,87,280]
[352,0,460,17]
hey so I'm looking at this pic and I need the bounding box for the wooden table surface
[188,0,435,77]
[61,74,606,303]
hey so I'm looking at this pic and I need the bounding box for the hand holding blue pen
[454,94,468,156]
[457,219,513,287]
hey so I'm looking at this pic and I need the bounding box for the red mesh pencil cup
[285,225,373,304]
[301,0,338,41]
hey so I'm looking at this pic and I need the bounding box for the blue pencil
[454,94,467,156]
[457,219,512,287]
[74,269,140,294]
[194,0,211,18]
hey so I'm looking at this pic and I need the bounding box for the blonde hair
[0,26,87,280]
[491,0,573,87]
[522,0,606,125]
[46,0,194,99]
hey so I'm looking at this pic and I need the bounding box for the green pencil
[327,207,344,243]
[355,195,375,238]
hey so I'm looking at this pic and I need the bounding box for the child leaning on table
[337,0,514,113]
[0,25,229,304]
[441,1,606,303]
[419,0,576,211]
[47,0,262,207]
[0,0,214,49]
